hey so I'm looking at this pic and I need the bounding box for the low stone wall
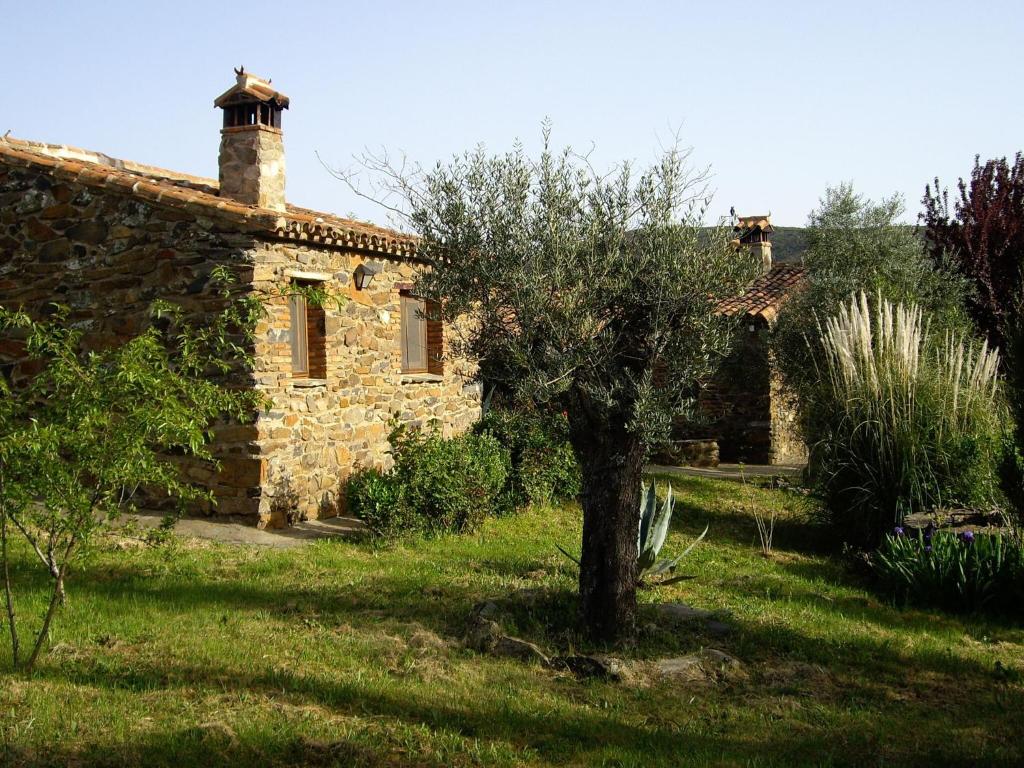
[655,439,720,468]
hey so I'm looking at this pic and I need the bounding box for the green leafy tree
[774,184,970,399]
[350,133,759,640]
[0,273,268,672]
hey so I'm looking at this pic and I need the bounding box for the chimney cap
[214,66,290,109]
[733,214,773,233]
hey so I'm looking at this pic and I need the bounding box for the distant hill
[699,226,810,264]
[769,227,810,264]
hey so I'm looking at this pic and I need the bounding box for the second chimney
[733,214,774,273]
[214,68,289,211]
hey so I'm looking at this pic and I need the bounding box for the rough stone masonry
[0,70,481,527]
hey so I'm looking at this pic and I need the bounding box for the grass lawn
[2,474,1023,766]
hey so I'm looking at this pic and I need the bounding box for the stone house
[0,70,481,527]
[667,215,807,466]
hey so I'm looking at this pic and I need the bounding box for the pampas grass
[807,292,1004,546]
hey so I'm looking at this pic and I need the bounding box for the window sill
[290,378,328,389]
[400,373,444,384]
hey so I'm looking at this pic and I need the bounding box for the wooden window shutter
[426,300,444,375]
[401,294,428,373]
[290,290,308,376]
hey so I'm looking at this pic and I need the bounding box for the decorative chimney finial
[234,65,245,77]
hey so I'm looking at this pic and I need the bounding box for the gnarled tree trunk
[570,410,646,642]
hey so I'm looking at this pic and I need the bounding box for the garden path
[647,463,804,482]
[117,462,804,548]
[116,510,365,548]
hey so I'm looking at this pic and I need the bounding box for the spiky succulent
[558,480,706,583]
[638,481,707,580]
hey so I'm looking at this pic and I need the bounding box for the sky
[3,1,1021,227]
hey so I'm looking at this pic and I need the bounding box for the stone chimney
[732,214,773,273]
[213,67,289,211]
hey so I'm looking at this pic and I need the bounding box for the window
[400,292,443,375]
[290,281,327,379]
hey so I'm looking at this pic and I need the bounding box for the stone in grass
[491,635,550,665]
[465,616,503,653]
[655,603,715,623]
[471,600,502,620]
[550,654,626,681]
[656,648,747,686]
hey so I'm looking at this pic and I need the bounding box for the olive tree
[349,133,758,640]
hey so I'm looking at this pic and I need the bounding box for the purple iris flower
[924,545,933,553]
[894,526,905,537]
[924,523,935,544]
[960,530,975,544]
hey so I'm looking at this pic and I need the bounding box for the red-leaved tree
[923,154,1024,514]
[922,153,1024,353]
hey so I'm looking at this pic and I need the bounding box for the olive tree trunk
[570,413,646,642]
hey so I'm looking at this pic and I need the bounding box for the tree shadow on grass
[60,555,1022,683]
[16,654,845,767]
[0,727,438,768]
[3,540,1024,766]
[16,608,1024,768]
[22,634,1022,768]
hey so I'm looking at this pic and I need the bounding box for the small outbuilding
[666,214,807,467]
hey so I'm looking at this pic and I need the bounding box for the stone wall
[0,162,266,515]
[697,327,773,463]
[247,240,481,526]
[0,163,482,526]
[767,363,807,465]
[681,326,805,466]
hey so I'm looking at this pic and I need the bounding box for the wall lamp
[353,262,381,291]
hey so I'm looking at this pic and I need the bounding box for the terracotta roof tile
[213,70,290,109]
[735,214,773,232]
[716,264,805,324]
[0,135,417,259]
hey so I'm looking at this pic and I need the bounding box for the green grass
[2,475,1023,766]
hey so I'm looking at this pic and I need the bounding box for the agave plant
[558,480,707,585]
[638,481,708,582]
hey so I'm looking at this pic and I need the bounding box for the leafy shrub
[0,287,265,671]
[347,423,510,538]
[874,527,1024,614]
[999,435,1024,522]
[345,467,411,538]
[805,293,1004,547]
[474,408,580,513]
[393,424,510,533]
